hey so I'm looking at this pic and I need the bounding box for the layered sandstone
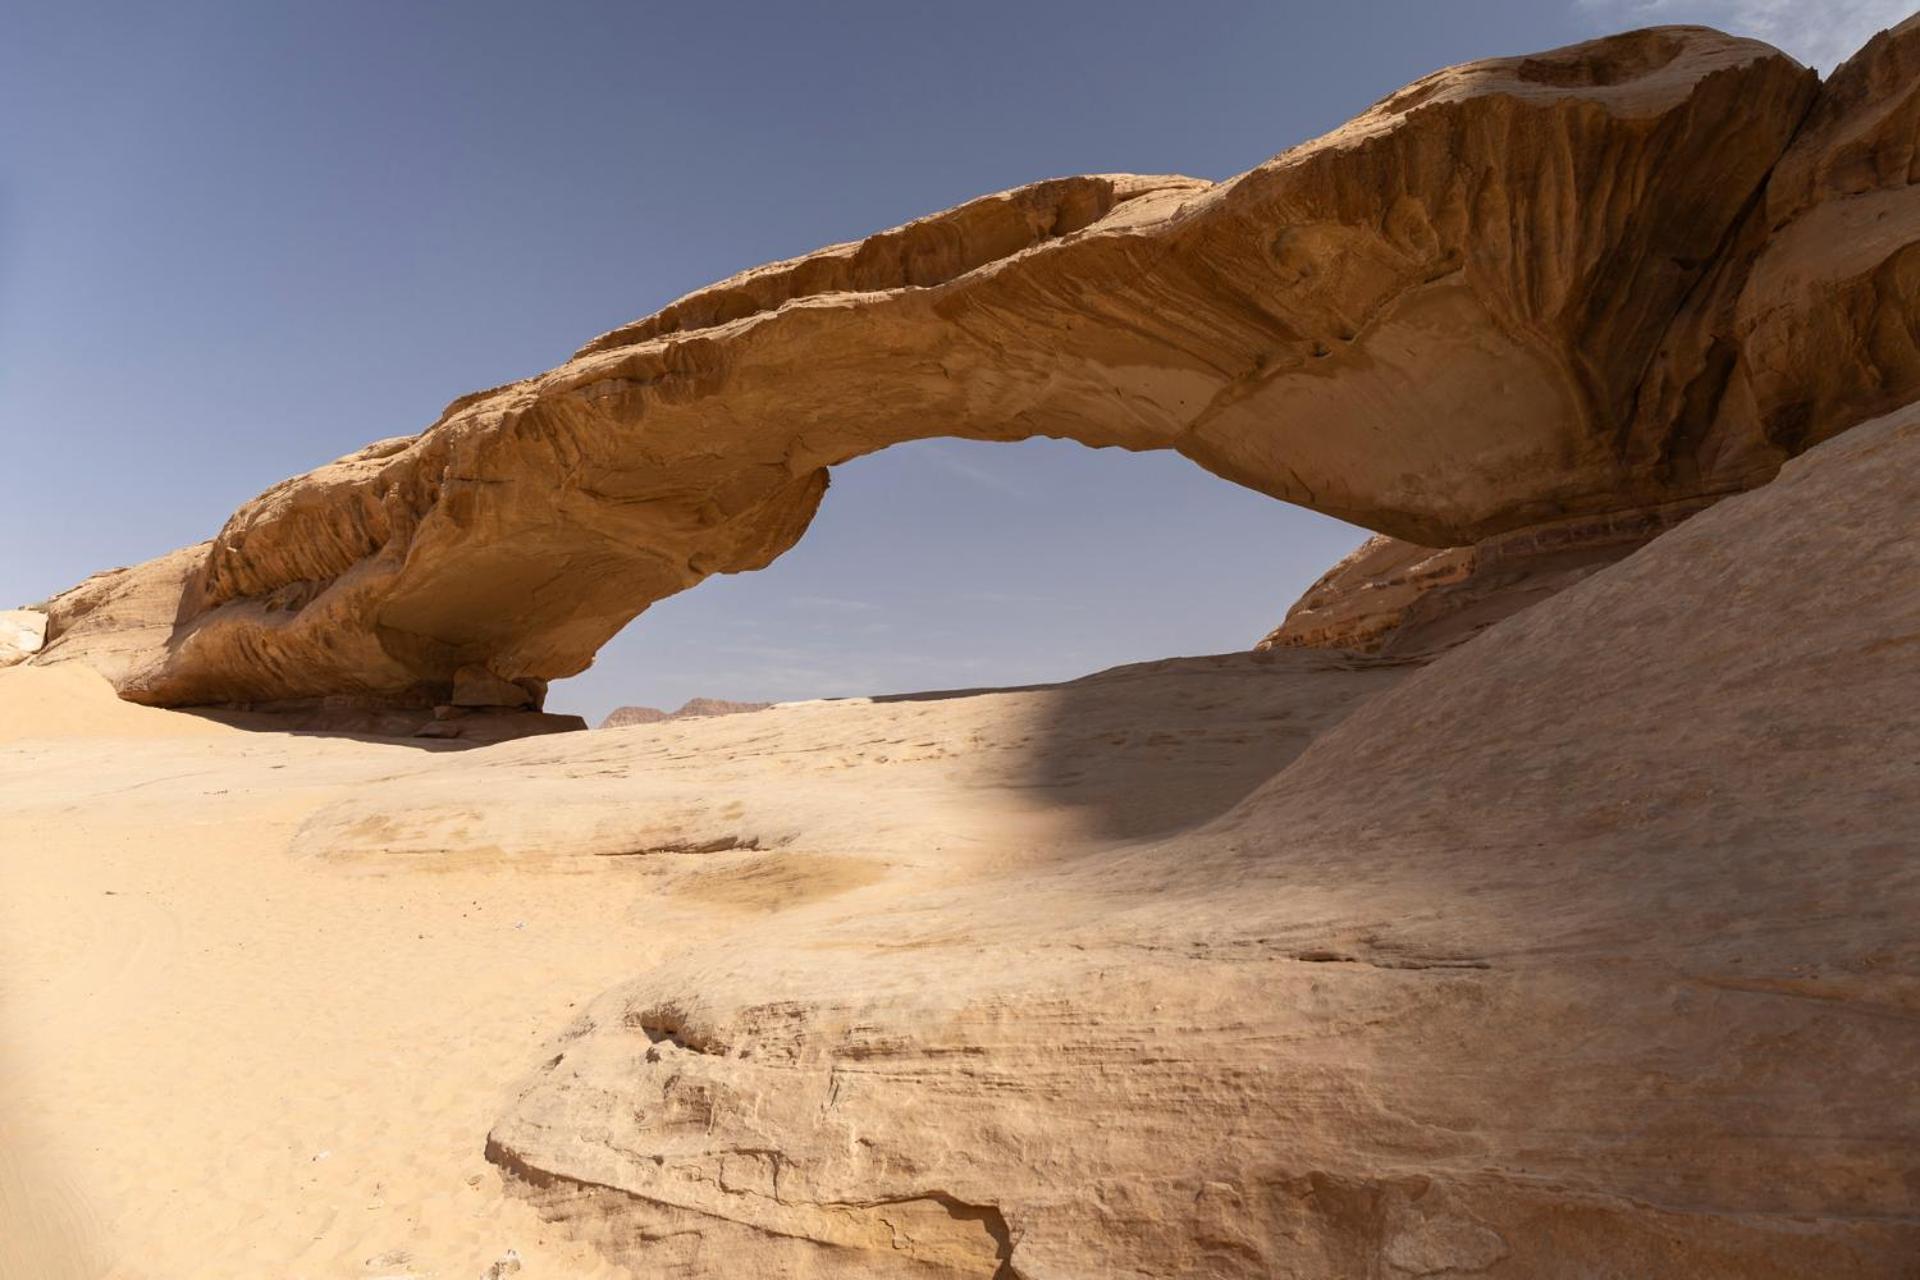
[32,544,206,686]
[10,19,1920,1280]
[47,26,1882,711]
[7,400,1915,1276]
[1259,14,1920,660]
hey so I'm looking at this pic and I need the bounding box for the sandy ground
[0,667,652,1280]
[1,650,1401,1280]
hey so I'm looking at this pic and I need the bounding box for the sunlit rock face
[43,23,1886,709]
[0,609,48,667]
[1638,13,1920,470]
[1254,14,1920,661]
[481,398,1920,1279]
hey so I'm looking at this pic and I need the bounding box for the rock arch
[35,22,1920,710]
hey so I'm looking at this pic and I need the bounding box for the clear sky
[2,1,1901,718]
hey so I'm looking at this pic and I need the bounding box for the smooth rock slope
[481,398,1920,1279]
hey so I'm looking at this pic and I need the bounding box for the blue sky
[1,2,1900,717]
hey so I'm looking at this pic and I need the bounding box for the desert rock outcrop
[31,544,207,686]
[481,396,1920,1279]
[1255,498,1706,655]
[51,25,1914,712]
[0,609,47,668]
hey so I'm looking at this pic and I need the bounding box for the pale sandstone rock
[0,608,48,667]
[3,25,1912,1275]
[597,704,670,728]
[51,27,1845,710]
[6,401,1914,1274]
[31,543,206,687]
[475,398,1920,1279]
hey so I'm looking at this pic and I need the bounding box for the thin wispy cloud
[914,444,1034,500]
[786,594,887,614]
[1576,0,1911,70]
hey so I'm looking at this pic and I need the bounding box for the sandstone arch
[34,22,1920,710]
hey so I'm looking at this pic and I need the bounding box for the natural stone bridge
[34,23,1920,711]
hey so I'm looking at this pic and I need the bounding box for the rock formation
[46,23,1920,713]
[11,18,1920,1280]
[1254,499,1703,655]
[32,544,207,685]
[1251,13,1920,656]
[475,395,1920,1279]
[0,608,47,668]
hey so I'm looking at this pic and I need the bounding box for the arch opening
[545,437,1369,722]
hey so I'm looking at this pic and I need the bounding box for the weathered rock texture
[1257,13,1920,658]
[1637,13,1920,468]
[1255,498,1706,655]
[0,609,48,668]
[33,544,207,687]
[477,396,1920,1279]
[51,23,1920,710]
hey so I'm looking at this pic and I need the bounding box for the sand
[0,667,644,1279]
[0,651,1404,1279]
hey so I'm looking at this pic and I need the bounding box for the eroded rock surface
[1255,498,1708,655]
[49,25,1880,711]
[483,399,1920,1279]
[32,544,206,687]
[0,609,48,668]
[1642,13,1920,465]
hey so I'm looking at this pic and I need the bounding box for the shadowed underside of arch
[35,20,1920,709]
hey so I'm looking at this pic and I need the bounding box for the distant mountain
[598,697,771,729]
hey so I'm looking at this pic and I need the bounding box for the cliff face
[45,23,1920,710]
[1253,14,1920,658]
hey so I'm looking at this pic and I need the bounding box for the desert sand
[1,643,1404,1278]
